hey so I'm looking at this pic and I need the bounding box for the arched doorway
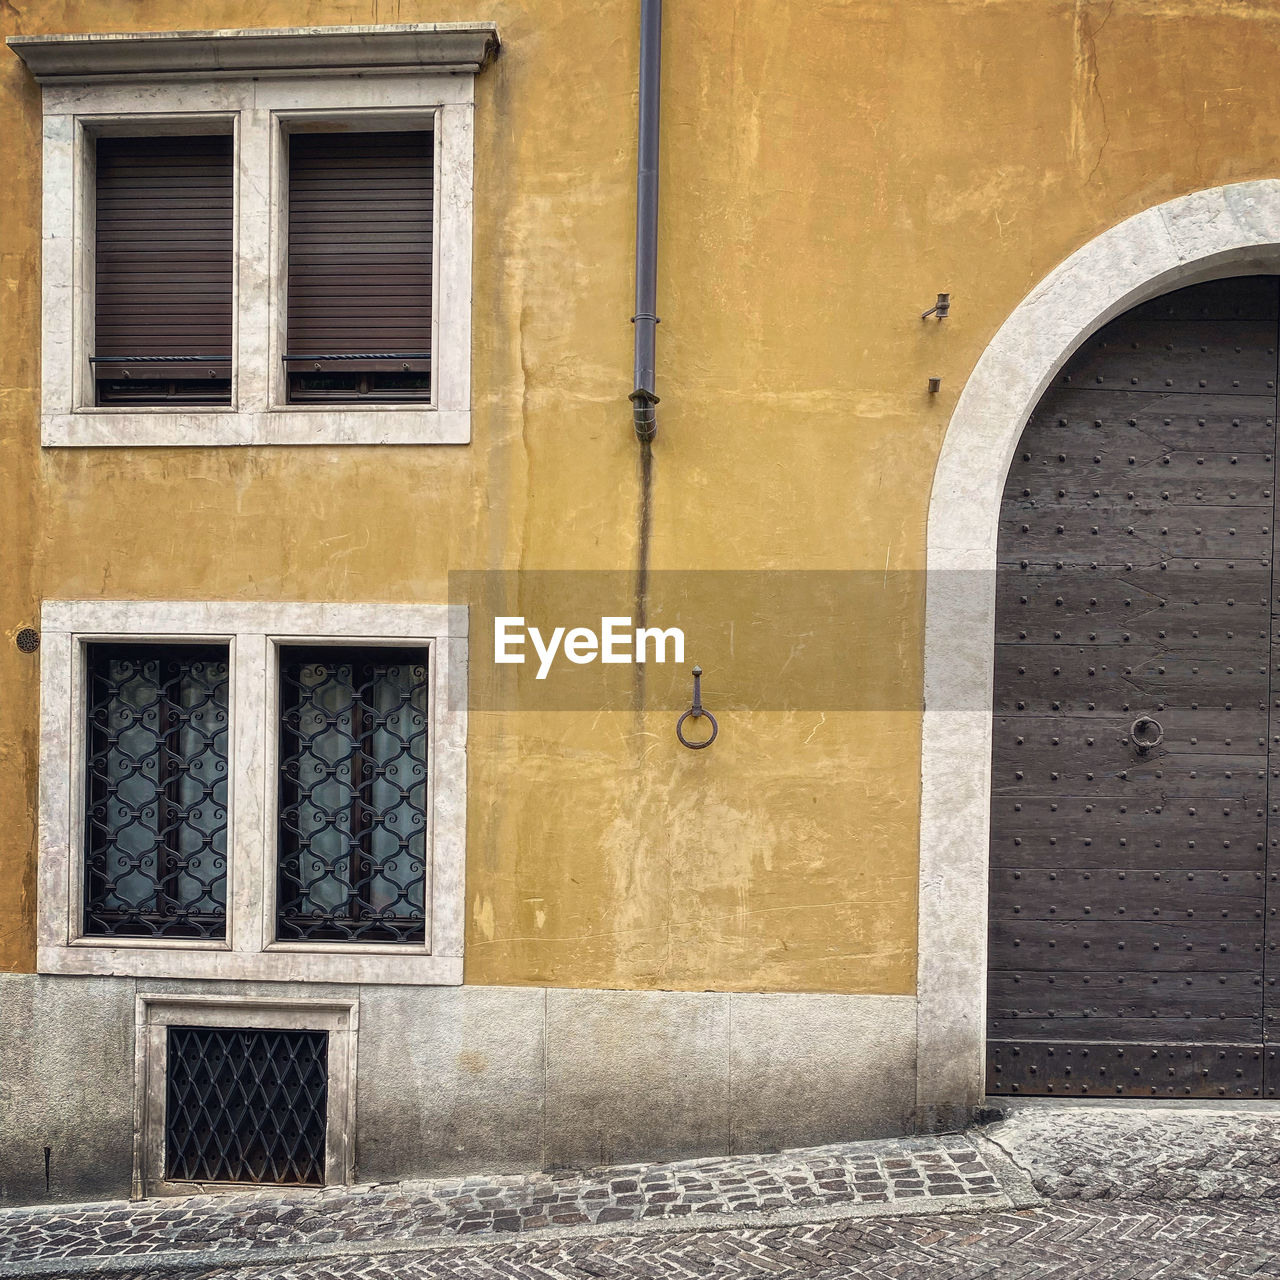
[915,181,1280,1129]
[987,275,1278,1097]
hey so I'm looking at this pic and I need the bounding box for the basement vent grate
[165,1026,328,1186]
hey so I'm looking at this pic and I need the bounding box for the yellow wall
[4,0,1280,991]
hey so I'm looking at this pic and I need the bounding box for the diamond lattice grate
[165,1026,328,1186]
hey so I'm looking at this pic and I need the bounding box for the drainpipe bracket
[630,388,659,442]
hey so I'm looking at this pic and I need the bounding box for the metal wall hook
[676,665,718,749]
[921,292,951,320]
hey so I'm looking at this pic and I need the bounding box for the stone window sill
[43,408,471,448]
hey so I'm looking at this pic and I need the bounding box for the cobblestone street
[3,1104,1280,1278]
[180,1201,1280,1280]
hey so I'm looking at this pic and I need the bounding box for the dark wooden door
[987,275,1280,1098]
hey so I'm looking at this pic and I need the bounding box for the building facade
[3,0,1280,1206]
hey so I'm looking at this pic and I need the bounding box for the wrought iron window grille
[165,1026,328,1186]
[276,646,430,944]
[82,644,229,939]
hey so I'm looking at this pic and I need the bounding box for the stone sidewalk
[5,1103,1280,1277]
[990,1101,1280,1202]
[0,1133,1032,1276]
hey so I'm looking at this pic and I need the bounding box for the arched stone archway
[917,181,1280,1128]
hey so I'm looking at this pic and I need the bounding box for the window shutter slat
[94,136,234,362]
[94,135,233,404]
[286,131,433,402]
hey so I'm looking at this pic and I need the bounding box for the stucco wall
[4,0,1280,993]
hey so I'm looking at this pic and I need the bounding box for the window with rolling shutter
[286,131,434,404]
[94,135,234,406]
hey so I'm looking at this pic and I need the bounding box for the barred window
[276,646,430,944]
[165,1026,329,1186]
[43,603,463,985]
[83,644,230,939]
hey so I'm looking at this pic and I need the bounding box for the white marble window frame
[38,73,475,447]
[38,600,467,985]
[133,993,359,1196]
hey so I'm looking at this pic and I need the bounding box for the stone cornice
[7,22,500,83]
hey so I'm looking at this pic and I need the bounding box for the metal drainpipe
[630,0,661,441]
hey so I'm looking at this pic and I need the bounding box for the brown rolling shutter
[94,134,234,404]
[286,130,433,402]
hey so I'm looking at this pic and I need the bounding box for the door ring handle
[1130,715,1164,753]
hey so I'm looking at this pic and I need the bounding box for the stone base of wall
[0,974,917,1207]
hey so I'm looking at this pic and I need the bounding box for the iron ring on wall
[676,706,718,750]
